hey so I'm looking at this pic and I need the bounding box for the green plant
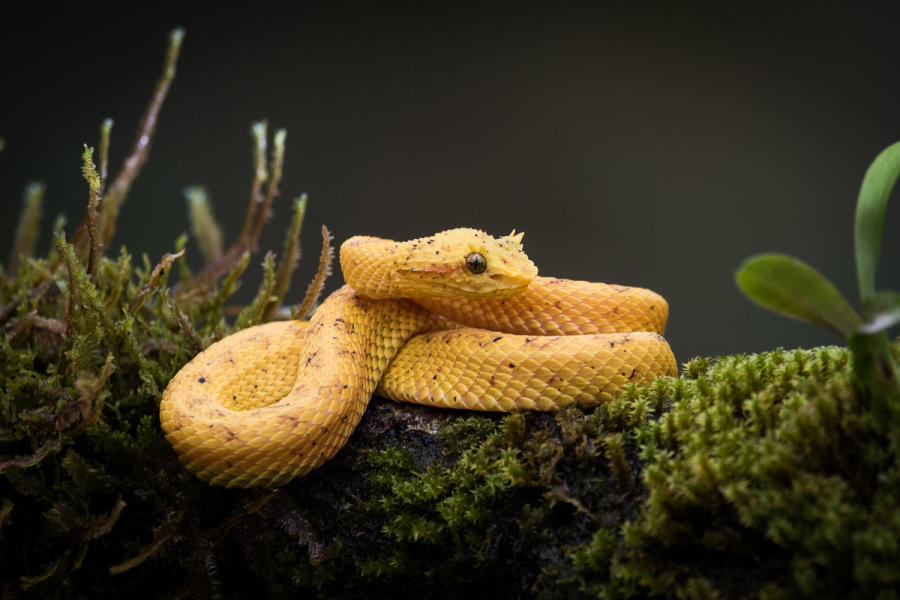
[736,141,900,422]
[0,28,338,597]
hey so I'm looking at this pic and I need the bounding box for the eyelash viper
[159,228,676,488]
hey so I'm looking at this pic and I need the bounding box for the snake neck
[338,237,407,299]
[297,285,446,396]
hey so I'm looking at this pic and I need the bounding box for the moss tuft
[610,344,900,599]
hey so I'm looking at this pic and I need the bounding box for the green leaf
[736,253,861,339]
[855,140,900,305]
[860,291,900,334]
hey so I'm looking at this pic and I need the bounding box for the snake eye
[465,252,487,274]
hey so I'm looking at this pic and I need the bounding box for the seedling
[736,141,900,422]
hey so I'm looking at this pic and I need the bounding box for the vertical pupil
[466,253,486,274]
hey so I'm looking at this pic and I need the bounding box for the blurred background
[2,4,899,362]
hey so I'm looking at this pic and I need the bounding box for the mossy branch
[58,231,116,340]
[178,125,288,303]
[72,28,183,256]
[165,295,204,353]
[81,145,103,280]
[250,128,286,247]
[262,195,306,322]
[57,233,161,391]
[237,121,268,246]
[109,505,187,575]
[71,354,116,435]
[186,186,224,263]
[293,225,333,319]
[0,439,61,474]
[104,247,132,311]
[128,249,185,315]
[99,29,183,247]
[47,214,67,265]
[200,250,251,318]
[234,252,276,329]
[98,118,113,190]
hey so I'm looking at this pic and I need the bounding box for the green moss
[332,343,899,599]
[608,345,900,599]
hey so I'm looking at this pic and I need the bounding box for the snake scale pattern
[160,228,676,488]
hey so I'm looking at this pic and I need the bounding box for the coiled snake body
[160,228,676,488]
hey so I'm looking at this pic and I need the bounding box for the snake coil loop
[160,228,675,488]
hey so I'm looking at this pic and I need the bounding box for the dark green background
[2,4,899,362]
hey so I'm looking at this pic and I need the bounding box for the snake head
[340,228,538,299]
[392,228,538,299]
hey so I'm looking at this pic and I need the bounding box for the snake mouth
[446,272,535,298]
[395,267,532,299]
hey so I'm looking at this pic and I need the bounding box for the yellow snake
[160,228,676,488]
